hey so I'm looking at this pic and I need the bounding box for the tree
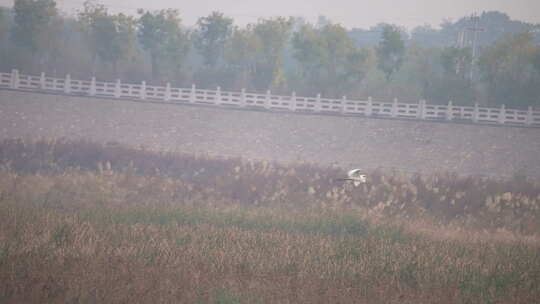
[376,25,405,80]
[11,0,58,68]
[0,7,8,42]
[77,1,107,61]
[11,0,57,52]
[478,33,540,108]
[389,44,438,101]
[137,9,190,82]
[250,17,293,90]
[409,11,540,49]
[0,8,8,70]
[440,47,472,76]
[108,14,136,75]
[292,23,368,97]
[422,47,474,105]
[348,23,393,48]
[224,27,258,88]
[532,48,540,75]
[78,1,136,76]
[194,11,233,68]
[410,24,446,47]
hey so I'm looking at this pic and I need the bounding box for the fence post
[417,99,425,119]
[526,106,533,126]
[240,88,246,107]
[215,86,221,105]
[366,97,372,116]
[64,74,71,94]
[290,91,296,111]
[391,98,398,117]
[473,103,479,123]
[188,84,196,103]
[89,77,96,96]
[341,96,347,114]
[39,72,45,89]
[141,81,146,100]
[446,100,453,121]
[10,69,19,89]
[498,104,506,124]
[315,93,321,112]
[265,90,271,109]
[165,82,171,101]
[114,79,121,98]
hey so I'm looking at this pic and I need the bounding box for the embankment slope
[1,89,539,178]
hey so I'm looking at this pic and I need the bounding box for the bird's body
[337,169,367,186]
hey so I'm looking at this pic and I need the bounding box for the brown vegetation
[2,138,539,234]
[1,138,539,303]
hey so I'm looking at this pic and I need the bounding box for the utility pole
[455,29,466,49]
[467,13,485,80]
[455,13,485,79]
[454,30,466,74]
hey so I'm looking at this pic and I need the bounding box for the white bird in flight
[337,169,367,186]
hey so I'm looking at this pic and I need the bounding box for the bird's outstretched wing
[336,169,367,186]
[347,169,362,178]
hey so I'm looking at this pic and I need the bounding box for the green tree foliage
[137,9,190,82]
[10,0,63,72]
[250,17,293,90]
[348,23,394,48]
[292,23,368,97]
[440,47,472,76]
[381,44,436,101]
[410,11,540,48]
[0,7,8,44]
[11,0,57,53]
[192,11,235,89]
[410,25,446,47]
[478,33,540,108]
[0,8,8,70]
[532,48,540,75]
[224,27,258,88]
[78,1,136,76]
[194,11,233,68]
[11,0,58,72]
[376,25,405,81]
[3,2,540,109]
[473,11,539,46]
[422,47,474,105]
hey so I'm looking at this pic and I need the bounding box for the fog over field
[1,0,539,28]
[1,0,540,303]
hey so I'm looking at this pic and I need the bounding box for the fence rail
[1,70,539,127]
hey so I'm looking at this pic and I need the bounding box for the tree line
[1,0,540,108]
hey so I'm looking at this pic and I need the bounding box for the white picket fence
[1,69,539,127]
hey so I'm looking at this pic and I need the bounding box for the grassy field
[0,139,539,303]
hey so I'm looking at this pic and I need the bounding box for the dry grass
[2,138,539,234]
[1,138,539,303]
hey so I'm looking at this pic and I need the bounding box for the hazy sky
[2,0,540,29]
